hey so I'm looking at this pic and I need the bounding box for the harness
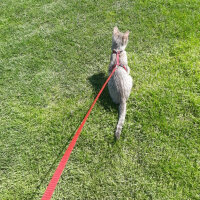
[112,50,127,72]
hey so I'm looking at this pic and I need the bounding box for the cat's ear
[122,31,130,44]
[124,30,130,38]
[113,26,119,35]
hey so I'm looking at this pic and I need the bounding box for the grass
[0,0,200,199]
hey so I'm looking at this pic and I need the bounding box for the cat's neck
[112,49,126,54]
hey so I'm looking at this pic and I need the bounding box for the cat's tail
[115,99,126,139]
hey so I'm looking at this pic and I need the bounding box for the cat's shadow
[88,72,118,111]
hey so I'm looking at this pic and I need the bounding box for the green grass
[0,0,200,199]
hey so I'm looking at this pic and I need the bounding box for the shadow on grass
[88,72,118,111]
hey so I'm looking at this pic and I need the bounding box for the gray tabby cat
[108,27,133,139]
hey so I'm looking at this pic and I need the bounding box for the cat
[108,26,133,139]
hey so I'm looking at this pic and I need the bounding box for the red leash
[41,67,117,200]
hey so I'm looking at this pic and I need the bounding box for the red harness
[112,50,127,72]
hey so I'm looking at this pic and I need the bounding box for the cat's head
[112,26,130,51]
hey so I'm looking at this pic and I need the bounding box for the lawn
[0,0,200,199]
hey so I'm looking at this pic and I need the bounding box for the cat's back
[108,67,132,103]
